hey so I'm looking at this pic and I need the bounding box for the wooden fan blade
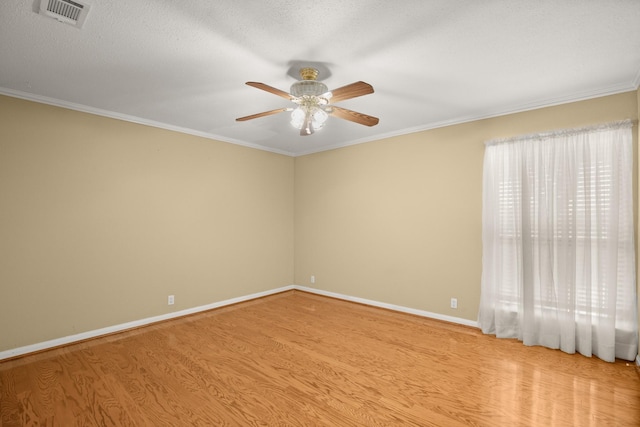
[246,82,293,100]
[329,81,374,103]
[329,106,379,127]
[236,108,291,122]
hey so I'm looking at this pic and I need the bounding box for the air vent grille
[39,0,90,28]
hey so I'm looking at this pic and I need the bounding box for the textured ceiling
[1,1,639,156]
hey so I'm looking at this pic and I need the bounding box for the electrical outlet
[168,295,175,305]
[450,298,458,309]
[310,275,315,284]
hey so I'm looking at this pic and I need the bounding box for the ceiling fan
[236,67,379,136]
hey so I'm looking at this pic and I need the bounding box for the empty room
[1,1,639,425]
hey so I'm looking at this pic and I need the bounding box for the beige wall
[294,91,639,324]
[2,90,639,356]
[0,95,295,352]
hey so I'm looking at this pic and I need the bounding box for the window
[478,120,637,362]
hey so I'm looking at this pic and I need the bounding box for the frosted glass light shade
[290,108,306,128]
[312,108,328,129]
[290,107,328,131]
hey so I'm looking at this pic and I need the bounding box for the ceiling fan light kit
[237,67,379,136]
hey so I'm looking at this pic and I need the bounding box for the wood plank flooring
[1,290,639,426]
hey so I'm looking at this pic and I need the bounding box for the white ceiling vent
[39,0,90,28]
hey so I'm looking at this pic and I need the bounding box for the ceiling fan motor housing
[290,67,328,98]
[290,80,328,97]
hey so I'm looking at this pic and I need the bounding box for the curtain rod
[484,118,635,146]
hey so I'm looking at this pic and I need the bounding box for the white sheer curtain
[478,120,638,362]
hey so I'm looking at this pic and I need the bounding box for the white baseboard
[636,354,640,367]
[294,285,479,328]
[0,285,295,361]
[1,284,479,361]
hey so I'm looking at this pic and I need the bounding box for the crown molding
[0,88,297,157]
[294,81,639,156]
[2,81,637,158]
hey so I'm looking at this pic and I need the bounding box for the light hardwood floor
[1,290,639,426]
